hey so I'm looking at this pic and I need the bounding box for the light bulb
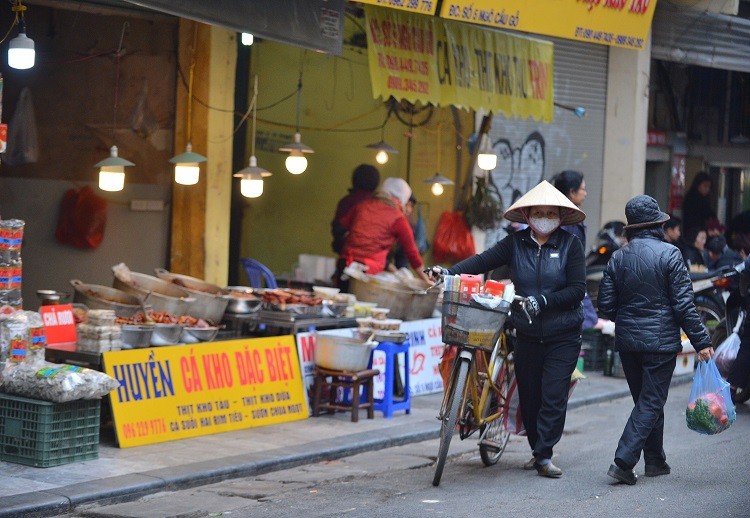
[285,151,308,175]
[240,178,264,198]
[99,168,125,192]
[174,163,200,185]
[8,31,34,70]
[241,33,254,46]
[376,150,389,164]
[431,182,444,196]
[477,152,497,171]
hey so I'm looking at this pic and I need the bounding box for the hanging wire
[112,21,129,145]
[185,23,198,143]
[250,75,258,157]
[0,0,25,46]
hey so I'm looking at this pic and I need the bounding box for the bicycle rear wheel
[432,358,469,486]
[479,355,512,466]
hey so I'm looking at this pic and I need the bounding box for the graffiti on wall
[483,131,546,248]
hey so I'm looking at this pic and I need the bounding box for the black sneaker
[608,463,637,485]
[644,462,671,477]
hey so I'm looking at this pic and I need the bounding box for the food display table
[223,310,357,337]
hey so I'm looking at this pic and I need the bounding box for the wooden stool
[312,367,379,422]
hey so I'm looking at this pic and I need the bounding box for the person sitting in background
[681,226,707,271]
[705,217,725,238]
[338,177,430,290]
[386,194,424,272]
[663,215,684,251]
[705,235,742,272]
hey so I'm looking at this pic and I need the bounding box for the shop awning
[651,2,750,73]
[124,0,345,55]
[365,6,554,122]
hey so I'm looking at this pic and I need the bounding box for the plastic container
[0,394,100,467]
[314,334,377,371]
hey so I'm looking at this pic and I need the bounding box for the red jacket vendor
[340,177,430,284]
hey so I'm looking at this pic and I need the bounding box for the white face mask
[529,217,561,236]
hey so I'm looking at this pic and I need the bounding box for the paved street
[61,383,750,518]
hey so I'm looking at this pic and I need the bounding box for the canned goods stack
[0,219,24,309]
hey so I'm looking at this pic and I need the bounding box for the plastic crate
[581,331,614,372]
[0,393,100,467]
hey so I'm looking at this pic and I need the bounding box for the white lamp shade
[375,150,389,164]
[240,178,264,198]
[477,152,497,171]
[8,32,34,70]
[174,163,200,185]
[285,151,308,175]
[431,183,444,196]
[99,169,125,192]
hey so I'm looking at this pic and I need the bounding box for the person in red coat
[331,164,380,254]
[338,177,430,290]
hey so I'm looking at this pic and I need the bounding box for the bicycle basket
[441,294,511,351]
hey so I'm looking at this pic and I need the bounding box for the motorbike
[586,220,626,268]
[698,266,750,403]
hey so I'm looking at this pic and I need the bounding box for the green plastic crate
[0,393,100,467]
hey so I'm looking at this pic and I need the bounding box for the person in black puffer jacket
[429,180,586,479]
[598,195,714,486]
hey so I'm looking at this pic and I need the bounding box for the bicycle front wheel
[479,355,512,466]
[432,358,469,486]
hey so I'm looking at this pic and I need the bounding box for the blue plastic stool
[240,258,278,289]
[370,340,411,418]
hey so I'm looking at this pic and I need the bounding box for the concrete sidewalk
[0,372,691,517]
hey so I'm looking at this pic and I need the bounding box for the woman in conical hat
[428,179,586,479]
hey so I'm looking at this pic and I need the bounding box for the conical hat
[503,180,586,225]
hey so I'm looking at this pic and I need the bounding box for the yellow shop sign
[102,336,308,448]
[365,5,554,121]
[357,0,438,15]
[439,0,657,50]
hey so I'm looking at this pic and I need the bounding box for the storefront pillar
[600,38,652,224]
[170,21,237,285]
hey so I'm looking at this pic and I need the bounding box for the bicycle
[432,289,530,486]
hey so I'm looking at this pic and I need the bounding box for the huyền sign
[103,336,308,448]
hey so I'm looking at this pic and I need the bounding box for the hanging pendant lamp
[234,75,272,198]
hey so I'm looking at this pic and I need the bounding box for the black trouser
[615,351,677,470]
[728,334,750,389]
[514,332,581,460]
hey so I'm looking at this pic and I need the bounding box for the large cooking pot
[154,268,231,323]
[70,279,143,317]
[112,269,195,316]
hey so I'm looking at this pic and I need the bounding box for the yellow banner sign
[439,0,657,50]
[365,5,554,121]
[357,0,437,15]
[102,336,308,448]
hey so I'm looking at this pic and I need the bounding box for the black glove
[524,295,545,317]
[427,266,449,281]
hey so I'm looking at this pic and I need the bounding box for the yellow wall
[241,39,473,278]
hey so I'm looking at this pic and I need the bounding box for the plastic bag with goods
[1,360,121,403]
[713,314,743,378]
[686,358,736,435]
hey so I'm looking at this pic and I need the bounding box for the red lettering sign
[40,304,77,345]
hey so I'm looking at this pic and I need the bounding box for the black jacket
[447,227,585,341]
[598,228,711,353]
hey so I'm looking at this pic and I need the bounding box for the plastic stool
[311,367,379,423]
[370,340,411,418]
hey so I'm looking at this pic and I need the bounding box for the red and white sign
[40,304,77,345]
[295,317,445,413]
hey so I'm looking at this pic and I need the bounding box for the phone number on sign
[372,0,434,13]
[575,26,644,48]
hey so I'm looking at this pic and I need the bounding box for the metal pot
[154,268,231,323]
[112,270,195,316]
[70,279,143,317]
[225,286,263,314]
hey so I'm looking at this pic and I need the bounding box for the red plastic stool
[311,367,379,423]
